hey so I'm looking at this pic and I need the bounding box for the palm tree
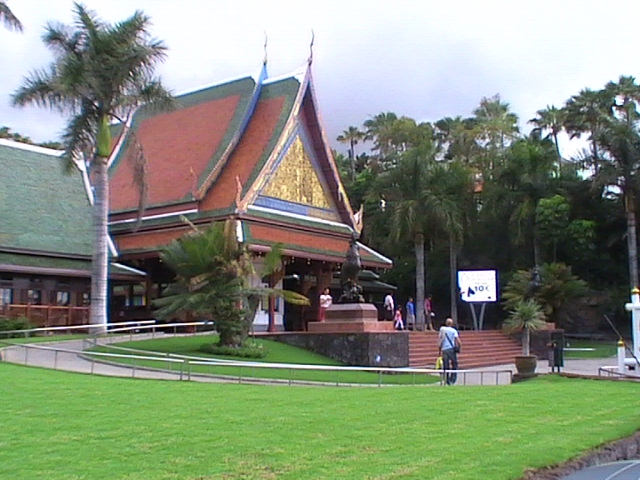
[336,126,365,181]
[0,1,22,31]
[529,105,566,175]
[154,221,309,347]
[563,88,610,175]
[364,112,398,160]
[473,94,520,172]
[12,3,174,328]
[429,160,473,322]
[503,299,546,356]
[373,128,464,330]
[593,76,640,288]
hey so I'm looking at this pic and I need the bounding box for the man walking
[438,317,461,385]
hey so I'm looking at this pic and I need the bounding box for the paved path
[1,335,637,385]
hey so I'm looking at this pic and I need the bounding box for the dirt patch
[520,431,640,479]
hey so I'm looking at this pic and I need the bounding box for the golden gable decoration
[262,135,332,208]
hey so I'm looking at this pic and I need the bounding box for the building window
[27,289,42,305]
[80,292,90,306]
[55,291,70,306]
[0,287,12,306]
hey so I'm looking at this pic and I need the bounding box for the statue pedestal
[308,303,395,333]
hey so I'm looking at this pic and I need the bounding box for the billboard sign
[458,270,498,303]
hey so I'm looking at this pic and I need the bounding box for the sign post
[457,270,498,330]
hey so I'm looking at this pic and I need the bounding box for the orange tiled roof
[244,221,391,269]
[109,77,257,213]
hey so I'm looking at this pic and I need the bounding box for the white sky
[1,0,639,158]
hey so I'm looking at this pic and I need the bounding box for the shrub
[199,340,268,359]
[0,316,32,337]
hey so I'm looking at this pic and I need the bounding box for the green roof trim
[0,142,93,258]
[0,252,144,279]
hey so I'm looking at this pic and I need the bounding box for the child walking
[393,306,404,330]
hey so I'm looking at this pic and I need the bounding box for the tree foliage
[154,221,309,348]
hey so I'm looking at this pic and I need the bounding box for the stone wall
[261,332,409,367]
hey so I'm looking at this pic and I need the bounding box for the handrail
[0,336,513,386]
[0,320,157,337]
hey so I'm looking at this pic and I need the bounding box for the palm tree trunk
[522,327,530,356]
[625,187,639,288]
[415,233,426,331]
[90,156,109,331]
[349,139,356,182]
[449,239,458,322]
[553,132,562,176]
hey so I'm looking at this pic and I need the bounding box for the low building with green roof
[0,139,143,328]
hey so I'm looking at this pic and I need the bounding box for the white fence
[0,322,513,386]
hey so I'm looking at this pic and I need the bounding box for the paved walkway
[1,335,637,385]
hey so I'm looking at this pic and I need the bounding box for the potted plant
[503,299,547,377]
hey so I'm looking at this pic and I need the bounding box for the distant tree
[529,105,566,175]
[592,75,640,288]
[364,111,398,160]
[535,194,570,263]
[563,88,610,175]
[473,94,520,171]
[372,122,465,330]
[13,3,174,328]
[502,263,588,327]
[0,1,22,31]
[336,126,365,181]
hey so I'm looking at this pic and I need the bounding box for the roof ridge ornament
[263,31,268,66]
[308,30,315,65]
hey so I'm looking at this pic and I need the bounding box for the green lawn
[2,362,639,480]
[87,335,439,385]
[563,339,618,358]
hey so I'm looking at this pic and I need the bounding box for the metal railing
[598,366,640,380]
[0,322,513,386]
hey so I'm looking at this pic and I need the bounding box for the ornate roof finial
[308,30,315,65]
[263,31,268,65]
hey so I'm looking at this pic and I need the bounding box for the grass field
[88,335,440,385]
[2,362,639,479]
[563,339,618,358]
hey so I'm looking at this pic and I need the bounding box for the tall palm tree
[594,76,640,288]
[473,94,520,172]
[529,105,566,175]
[429,160,473,321]
[563,88,610,175]
[0,1,22,31]
[336,126,365,181]
[364,112,398,160]
[12,3,173,328]
[373,130,463,330]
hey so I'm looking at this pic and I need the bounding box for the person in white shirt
[438,317,461,385]
[383,292,394,321]
[318,288,332,322]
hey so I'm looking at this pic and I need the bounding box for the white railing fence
[0,322,513,386]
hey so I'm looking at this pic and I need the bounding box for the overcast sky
[1,0,639,157]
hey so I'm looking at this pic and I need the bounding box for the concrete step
[408,330,522,368]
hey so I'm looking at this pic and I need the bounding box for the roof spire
[263,31,268,66]
[308,30,315,65]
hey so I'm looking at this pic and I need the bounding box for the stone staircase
[408,330,523,369]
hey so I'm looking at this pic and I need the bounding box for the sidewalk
[1,335,636,385]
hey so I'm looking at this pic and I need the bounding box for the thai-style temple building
[0,139,144,328]
[108,62,392,331]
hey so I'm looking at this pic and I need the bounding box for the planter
[514,355,538,377]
